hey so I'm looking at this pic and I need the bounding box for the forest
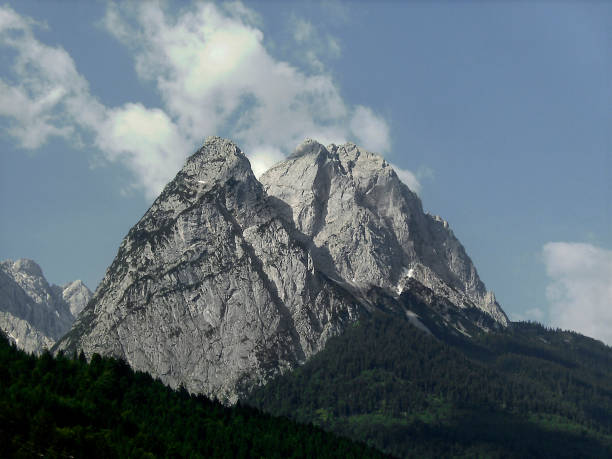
[0,332,385,458]
[247,312,612,458]
[3,303,612,458]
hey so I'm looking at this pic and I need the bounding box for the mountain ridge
[261,139,507,325]
[0,259,91,354]
[55,136,508,402]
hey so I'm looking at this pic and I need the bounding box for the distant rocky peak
[11,259,45,278]
[62,280,92,317]
[0,259,91,354]
[52,136,509,403]
[261,139,507,327]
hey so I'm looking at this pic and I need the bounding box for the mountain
[55,137,508,402]
[0,259,91,354]
[260,139,507,326]
[247,310,612,458]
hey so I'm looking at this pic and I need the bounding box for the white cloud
[543,242,612,345]
[0,5,98,148]
[0,3,417,198]
[288,15,341,71]
[247,146,285,179]
[0,5,187,198]
[97,104,191,198]
[103,2,361,158]
[350,106,391,154]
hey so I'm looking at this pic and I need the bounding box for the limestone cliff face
[261,140,507,326]
[62,280,91,317]
[0,259,91,354]
[55,136,508,402]
[55,137,364,403]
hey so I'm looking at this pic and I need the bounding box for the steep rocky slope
[55,137,508,401]
[0,259,91,353]
[261,139,507,326]
[55,137,366,403]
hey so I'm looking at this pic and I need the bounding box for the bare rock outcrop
[55,136,508,402]
[0,259,91,353]
[55,137,365,403]
[261,140,507,326]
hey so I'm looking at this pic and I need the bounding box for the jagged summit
[10,258,45,278]
[181,136,254,184]
[62,280,91,317]
[261,140,507,325]
[0,259,91,354]
[55,137,508,402]
[55,137,366,403]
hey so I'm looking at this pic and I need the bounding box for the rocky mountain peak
[62,280,92,317]
[54,137,508,402]
[12,259,45,278]
[55,137,369,402]
[261,140,507,327]
[0,260,91,354]
[181,136,254,185]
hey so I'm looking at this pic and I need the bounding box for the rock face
[55,137,365,403]
[62,280,91,317]
[55,137,508,402]
[0,259,91,354]
[260,140,507,326]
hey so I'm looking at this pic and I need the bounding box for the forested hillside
[247,312,612,458]
[0,332,385,458]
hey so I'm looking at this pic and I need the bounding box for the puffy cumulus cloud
[97,104,191,198]
[247,146,286,179]
[350,106,391,154]
[103,2,359,155]
[1,3,416,199]
[0,5,101,148]
[543,242,612,345]
[103,2,397,165]
[0,5,188,198]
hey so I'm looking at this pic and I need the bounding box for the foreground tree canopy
[0,332,384,458]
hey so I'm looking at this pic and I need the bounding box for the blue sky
[0,1,610,343]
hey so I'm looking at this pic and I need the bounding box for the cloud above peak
[543,242,612,345]
[0,2,402,199]
[103,1,372,154]
[0,5,95,149]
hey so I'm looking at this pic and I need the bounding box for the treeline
[247,313,612,458]
[0,333,386,458]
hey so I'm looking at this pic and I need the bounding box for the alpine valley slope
[54,137,507,402]
[0,259,91,354]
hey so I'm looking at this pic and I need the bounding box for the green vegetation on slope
[247,313,612,458]
[0,333,386,458]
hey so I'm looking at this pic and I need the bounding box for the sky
[0,1,610,344]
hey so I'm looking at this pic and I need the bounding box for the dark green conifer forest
[2,307,612,458]
[0,332,385,458]
[247,312,612,458]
